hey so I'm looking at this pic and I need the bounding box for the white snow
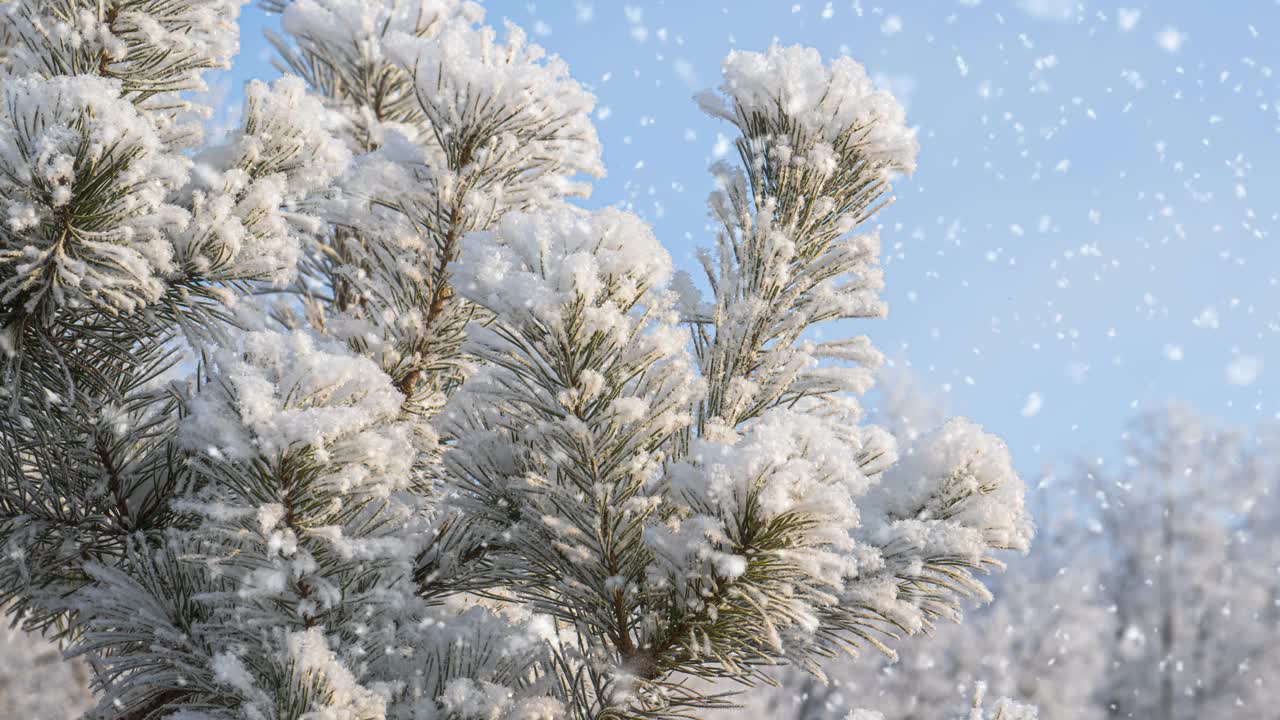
[1117,8,1142,32]
[1021,392,1044,417]
[1226,355,1262,386]
[1156,26,1187,53]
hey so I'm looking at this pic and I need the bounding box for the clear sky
[224,1,1280,481]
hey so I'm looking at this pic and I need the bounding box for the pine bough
[0,2,1033,718]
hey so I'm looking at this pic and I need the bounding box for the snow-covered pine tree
[742,562,1105,720]
[727,372,1098,720]
[1085,407,1280,720]
[744,402,1280,720]
[0,0,335,641]
[0,2,1033,718]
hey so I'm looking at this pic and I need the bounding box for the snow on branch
[698,44,918,174]
[0,74,187,316]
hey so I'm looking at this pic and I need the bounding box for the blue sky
[224,1,1280,482]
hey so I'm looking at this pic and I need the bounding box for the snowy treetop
[455,205,673,334]
[698,44,919,174]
